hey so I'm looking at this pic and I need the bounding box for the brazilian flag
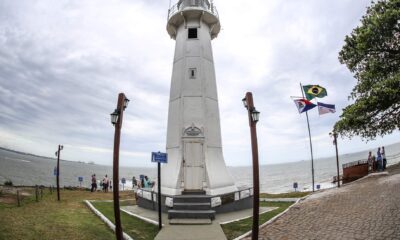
[303,85,327,100]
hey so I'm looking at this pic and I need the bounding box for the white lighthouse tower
[162,0,237,196]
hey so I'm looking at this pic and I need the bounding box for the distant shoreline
[1,141,400,168]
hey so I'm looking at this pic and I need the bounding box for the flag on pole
[293,98,317,113]
[303,85,327,100]
[317,102,336,115]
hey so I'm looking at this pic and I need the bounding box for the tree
[335,0,400,139]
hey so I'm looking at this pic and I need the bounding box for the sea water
[1,142,399,193]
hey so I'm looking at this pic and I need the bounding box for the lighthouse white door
[183,141,204,190]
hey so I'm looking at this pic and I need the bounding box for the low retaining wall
[343,161,368,184]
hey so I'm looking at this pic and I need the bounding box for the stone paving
[244,170,400,240]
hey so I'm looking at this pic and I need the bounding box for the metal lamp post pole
[112,93,127,240]
[333,132,340,188]
[244,92,260,240]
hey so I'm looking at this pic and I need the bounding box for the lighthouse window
[188,28,198,39]
[189,68,197,79]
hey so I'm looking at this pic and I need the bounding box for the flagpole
[300,83,315,192]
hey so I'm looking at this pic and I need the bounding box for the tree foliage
[335,0,400,139]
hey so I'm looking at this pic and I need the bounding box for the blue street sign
[293,182,298,189]
[316,184,321,190]
[54,167,58,176]
[151,152,168,163]
[121,178,126,184]
[78,177,83,182]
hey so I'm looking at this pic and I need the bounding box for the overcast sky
[0,0,399,167]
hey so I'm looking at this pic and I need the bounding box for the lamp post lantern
[55,144,63,201]
[243,92,261,240]
[110,93,129,240]
[330,131,340,188]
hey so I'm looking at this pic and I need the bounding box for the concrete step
[173,195,211,204]
[182,190,206,195]
[168,209,216,220]
[173,202,211,210]
[169,218,212,225]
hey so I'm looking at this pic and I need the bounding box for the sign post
[151,151,168,230]
[293,182,298,192]
[78,177,83,188]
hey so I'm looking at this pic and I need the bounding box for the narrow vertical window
[189,68,197,79]
[188,28,198,39]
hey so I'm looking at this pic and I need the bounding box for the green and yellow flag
[303,85,327,100]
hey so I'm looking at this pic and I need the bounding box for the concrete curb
[120,208,163,226]
[84,200,134,240]
[260,197,300,202]
[219,207,278,225]
[233,198,304,240]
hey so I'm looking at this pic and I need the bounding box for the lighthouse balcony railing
[168,0,219,21]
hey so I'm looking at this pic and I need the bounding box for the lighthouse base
[136,187,253,216]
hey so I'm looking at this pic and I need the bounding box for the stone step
[182,190,206,195]
[173,202,211,210]
[173,195,211,204]
[168,209,216,220]
[169,218,212,225]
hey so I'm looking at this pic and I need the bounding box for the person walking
[382,146,387,170]
[377,147,383,171]
[91,174,97,192]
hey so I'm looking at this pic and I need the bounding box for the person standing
[367,151,373,172]
[377,147,382,171]
[382,146,387,170]
[132,176,137,190]
[103,175,109,193]
[372,154,377,171]
[91,174,97,192]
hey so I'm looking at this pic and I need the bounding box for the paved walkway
[244,172,400,240]
[122,205,276,240]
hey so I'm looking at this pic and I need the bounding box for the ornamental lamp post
[329,131,340,188]
[110,93,129,240]
[110,110,119,125]
[243,92,261,240]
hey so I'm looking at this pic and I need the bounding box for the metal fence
[167,0,219,20]
[342,160,369,169]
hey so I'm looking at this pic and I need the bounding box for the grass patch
[260,191,310,198]
[221,201,294,240]
[0,187,133,240]
[91,201,159,240]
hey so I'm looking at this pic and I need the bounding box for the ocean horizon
[1,142,399,193]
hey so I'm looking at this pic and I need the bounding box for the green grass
[0,188,133,240]
[260,191,310,198]
[221,201,294,240]
[91,201,159,240]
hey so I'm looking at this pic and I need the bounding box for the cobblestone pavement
[245,171,400,240]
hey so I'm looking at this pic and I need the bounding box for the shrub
[4,180,13,186]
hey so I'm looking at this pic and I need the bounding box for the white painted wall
[161,2,237,196]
